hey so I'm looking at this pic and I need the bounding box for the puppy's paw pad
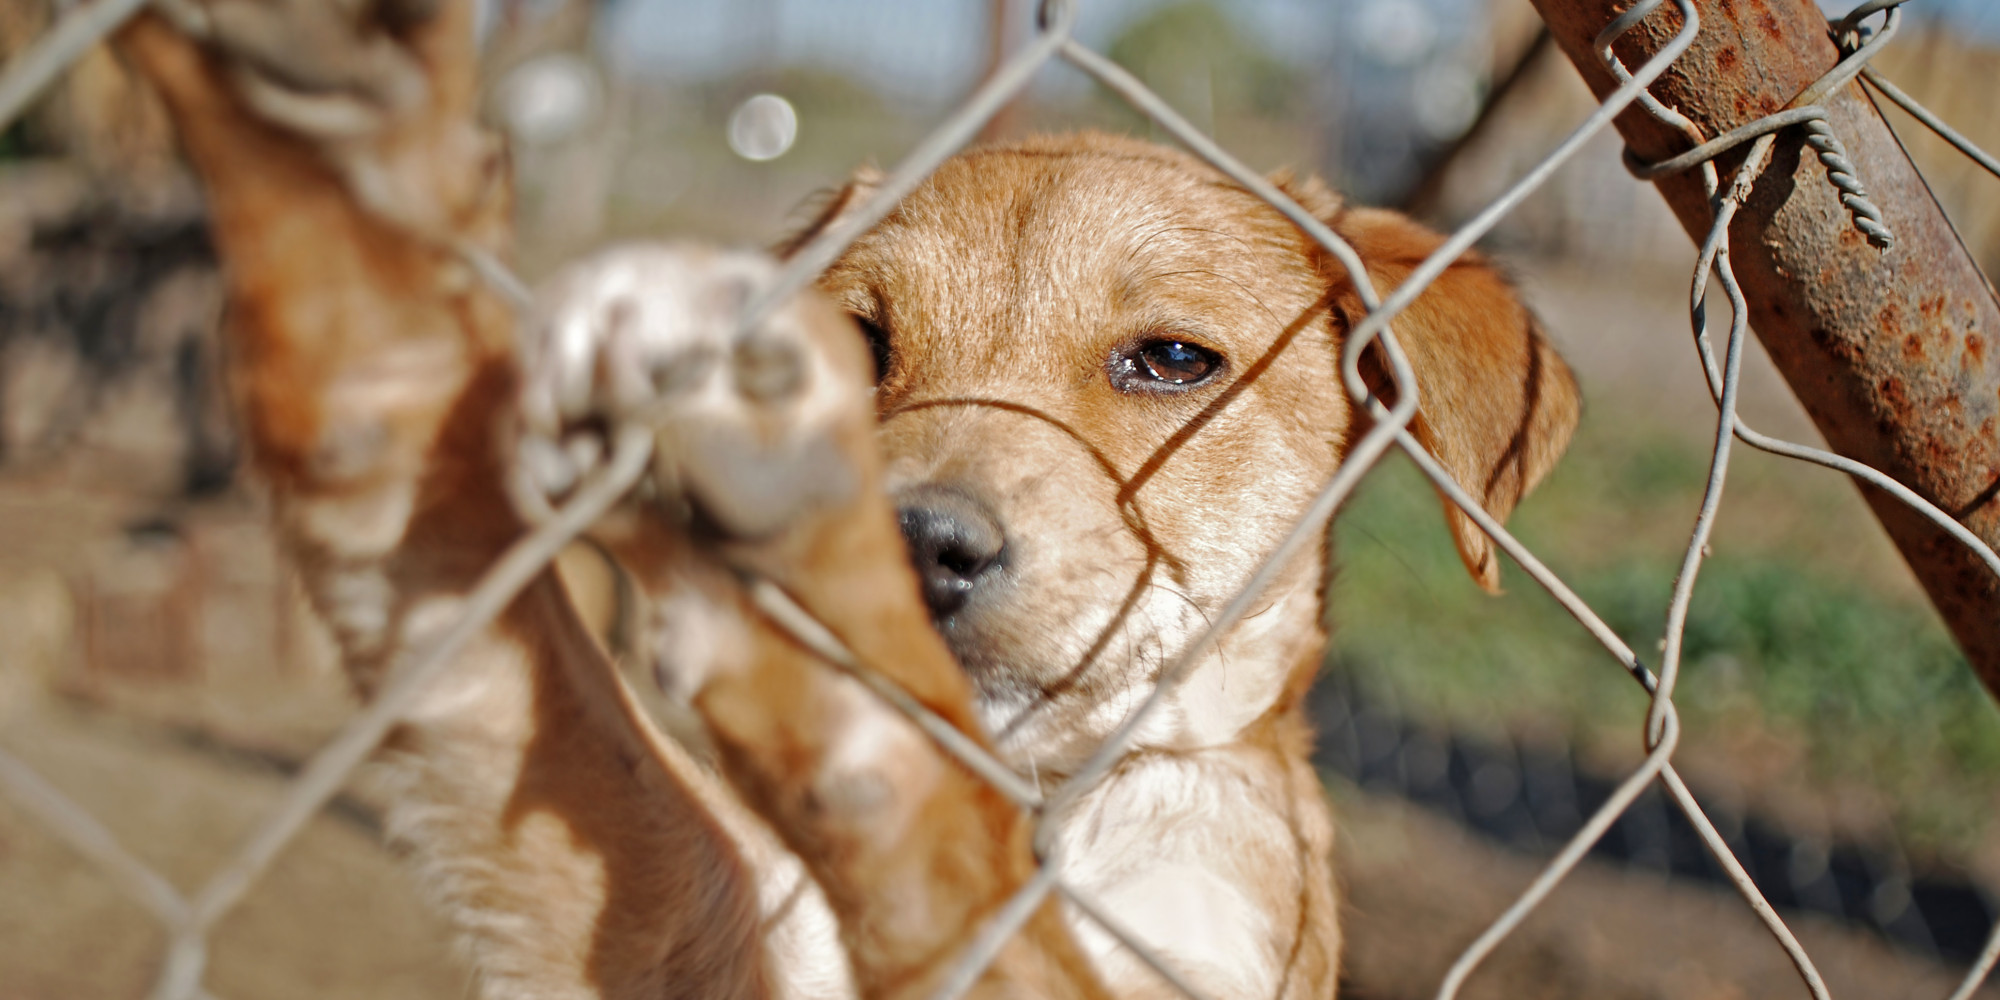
[516,243,861,539]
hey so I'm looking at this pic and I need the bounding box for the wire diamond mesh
[0,0,1998,998]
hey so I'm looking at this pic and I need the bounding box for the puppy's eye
[1112,338,1223,392]
[852,315,892,383]
[1139,340,1218,383]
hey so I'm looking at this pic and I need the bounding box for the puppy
[780,134,1579,997]
[119,4,1578,998]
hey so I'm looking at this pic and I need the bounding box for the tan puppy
[781,134,1579,996]
[119,4,1578,998]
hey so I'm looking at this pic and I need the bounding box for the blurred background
[2,0,1999,996]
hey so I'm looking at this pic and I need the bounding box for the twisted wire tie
[1800,116,1894,250]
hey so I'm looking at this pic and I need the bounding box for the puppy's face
[811,134,1578,770]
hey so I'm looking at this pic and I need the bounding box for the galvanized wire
[1,419,650,1000]
[0,0,151,132]
[145,425,652,1000]
[742,0,1081,331]
[1950,919,2000,1000]
[0,745,191,927]
[1860,66,2000,181]
[4,0,2000,998]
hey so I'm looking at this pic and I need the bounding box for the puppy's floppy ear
[1285,182,1580,593]
[773,165,885,260]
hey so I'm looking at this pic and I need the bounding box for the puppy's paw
[516,243,870,542]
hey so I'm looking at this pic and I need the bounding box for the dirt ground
[4,690,1989,1000]
[1337,787,1993,1000]
[0,701,468,1000]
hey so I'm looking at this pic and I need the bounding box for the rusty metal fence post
[1529,0,2000,692]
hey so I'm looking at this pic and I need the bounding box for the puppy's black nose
[897,489,1005,620]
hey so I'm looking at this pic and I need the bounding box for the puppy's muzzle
[897,486,1005,619]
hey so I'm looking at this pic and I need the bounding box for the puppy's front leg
[117,12,776,999]
[526,249,1109,1000]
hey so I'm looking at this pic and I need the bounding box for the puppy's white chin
[971,587,1320,775]
[973,665,1209,777]
[973,682,1107,777]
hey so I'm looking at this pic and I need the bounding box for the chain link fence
[2,0,1999,998]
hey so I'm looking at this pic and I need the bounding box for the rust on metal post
[1528,0,2000,688]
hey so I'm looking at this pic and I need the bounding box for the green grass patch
[1327,419,2000,851]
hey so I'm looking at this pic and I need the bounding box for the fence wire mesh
[2,0,1999,998]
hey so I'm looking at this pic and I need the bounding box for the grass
[1325,405,2000,855]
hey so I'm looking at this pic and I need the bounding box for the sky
[599,0,2000,101]
[603,0,1451,97]
[1824,0,1997,24]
